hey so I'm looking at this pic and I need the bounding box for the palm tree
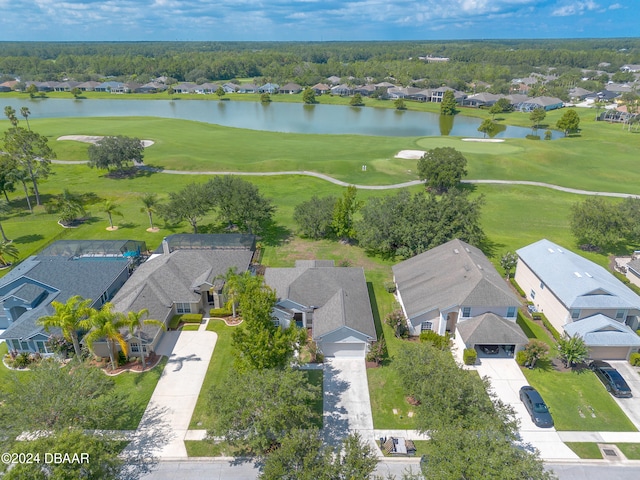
[222,268,244,318]
[83,303,128,371]
[4,106,17,126]
[0,240,19,266]
[20,107,31,131]
[0,199,11,242]
[124,308,165,371]
[103,200,122,230]
[38,295,92,358]
[140,193,158,231]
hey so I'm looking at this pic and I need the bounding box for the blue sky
[0,0,635,41]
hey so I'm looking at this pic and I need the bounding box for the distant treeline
[0,39,638,88]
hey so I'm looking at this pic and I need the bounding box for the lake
[1,97,558,139]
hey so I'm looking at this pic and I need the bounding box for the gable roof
[392,239,520,319]
[457,313,528,346]
[517,239,640,311]
[264,260,376,340]
[564,314,640,347]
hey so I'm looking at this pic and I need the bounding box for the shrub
[180,313,203,323]
[366,338,387,365]
[383,281,397,293]
[209,308,232,317]
[509,278,526,298]
[463,348,477,365]
[629,352,640,367]
[515,350,528,366]
[419,330,451,350]
[385,308,409,339]
[532,312,561,341]
[117,350,128,367]
[13,352,32,369]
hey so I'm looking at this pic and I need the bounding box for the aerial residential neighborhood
[0,29,640,480]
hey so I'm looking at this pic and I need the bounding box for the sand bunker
[57,135,154,147]
[461,138,505,143]
[395,150,426,159]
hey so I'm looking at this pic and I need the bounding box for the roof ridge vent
[453,249,459,254]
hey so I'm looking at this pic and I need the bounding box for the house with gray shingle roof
[516,239,640,360]
[264,260,376,358]
[392,239,524,354]
[102,234,255,359]
[0,240,145,354]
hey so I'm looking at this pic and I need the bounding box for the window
[530,290,536,300]
[616,309,625,320]
[571,309,580,320]
[540,282,545,290]
[507,306,516,318]
[462,307,471,318]
[131,343,140,353]
[273,318,280,327]
[176,303,191,314]
[421,321,433,332]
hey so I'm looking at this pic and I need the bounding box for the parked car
[519,386,554,428]
[589,361,633,398]
[479,344,500,354]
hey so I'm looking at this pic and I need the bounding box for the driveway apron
[124,330,217,459]
[475,358,578,460]
[607,361,640,430]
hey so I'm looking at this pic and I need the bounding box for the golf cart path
[50,160,640,197]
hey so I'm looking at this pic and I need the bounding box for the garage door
[321,343,366,358]
[589,346,631,361]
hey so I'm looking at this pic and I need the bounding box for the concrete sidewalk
[123,330,217,459]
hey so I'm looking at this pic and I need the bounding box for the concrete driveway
[607,361,640,430]
[475,358,578,460]
[123,330,217,460]
[323,358,375,447]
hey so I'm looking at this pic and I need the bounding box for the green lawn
[565,442,640,460]
[108,357,168,430]
[522,365,636,432]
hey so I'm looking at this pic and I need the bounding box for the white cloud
[552,1,599,17]
[608,2,622,9]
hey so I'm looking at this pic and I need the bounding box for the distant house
[222,82,239,93]
[515,96,564,112]
[393,239,525,355]
[25,81,53,92]
[462,92,502,108]
[52,81,80,92]
[139,82,167,93]
[0,240,146,354]
[0,80,18,92]
[264,260,376,358]
[95,81,126,93]
[326,76,341,85]
[278,83,302,94]
[311,83,330,95]
[568,87,593,102]
[429,86,466,103]
[173,83,197,94]
[76,81,101,92]
[97,234,256,360]
[194,83,219,94]
[238,83,259,93]
[515,239,640,360]
[353,85,376,96]
[259,83,279,94]
[331,84,353,96]
[621,64,640,73]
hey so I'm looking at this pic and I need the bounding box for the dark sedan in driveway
[590,361,633,398]
[520,386,554,428]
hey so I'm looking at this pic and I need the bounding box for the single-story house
[139,82,167,93]
[429,86,466,103]
[95,234,256,359]
[462,92,502,108]
[354,85,376,96]
[52,81,80,92]
[515,239,640,360]
[331,84,352,96]
[0,80,18,91]
[222,82,239,93]
[0,240,146,354]
[515,96,564,112]
[76,81,101,91]
[264,260,377,358]
[279,83,302,94]
[194,83,220,94]
[94,81,126,93]
[259,83,279,94]
[392,239,525,355]
[238,83,259,93]
[173,83,197,94]
[568,87,593,102]
[326,76,341,85]
[311,83,330,95]
[621,64,640,73]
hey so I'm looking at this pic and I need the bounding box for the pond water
[1,97,559,139]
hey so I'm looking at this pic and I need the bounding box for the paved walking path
[123,329,217,460]
[51,159,640,197]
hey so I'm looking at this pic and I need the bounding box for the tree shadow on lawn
[260,221,292,248]
[367,281,383,339]
[12,233,44,244]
